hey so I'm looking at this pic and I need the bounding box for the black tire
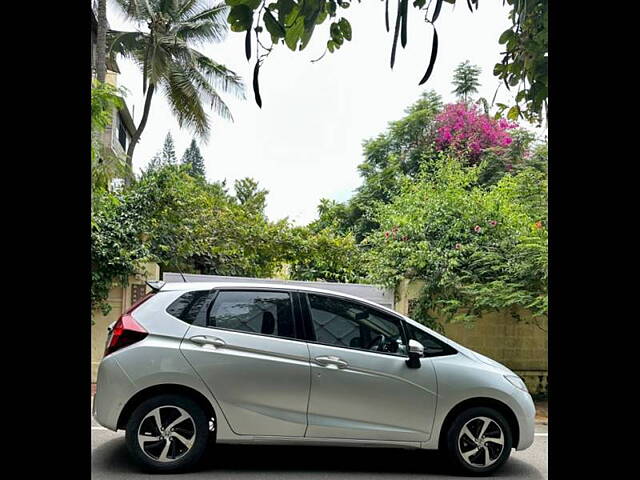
[445,406,513,476]
[125,394,210,473]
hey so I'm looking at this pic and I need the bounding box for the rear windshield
[166,290,211,324]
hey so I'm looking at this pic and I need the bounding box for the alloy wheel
[137,405,196,463]
[457,416,505,468]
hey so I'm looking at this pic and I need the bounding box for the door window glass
[406,324,457,357]
[166,290,211,324]
[306,294,406,355]
[208,290,296,339]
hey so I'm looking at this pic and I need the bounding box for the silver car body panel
[180,325,311,436]
[305,342,437,442]
[93,281,536,452]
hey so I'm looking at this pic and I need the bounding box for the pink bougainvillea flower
[489,220,497,227]
[474,225,482,233]
[434,102,517,164]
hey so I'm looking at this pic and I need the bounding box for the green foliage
[288,227,366,283]
[108,0,245,161]
[91,191,151,316]
[147,132,178,171]
[494,0,548,124]
[181,138,207,178]
[91,164,289,314]
[91,80,129,192]
[452,60,481,103]
[234,177,268,215]
[308,91,444,242]
[362,158,547,329]
[225,0,546,122]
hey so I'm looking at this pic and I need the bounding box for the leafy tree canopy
[224,0,547,123]
[234,177,268,215]
[362,157,547,329]
[91,80,129,196]
[452,60,481,103]
[107,0,245,165]
[91,164,293,314]
[181,138,207,178]
[147,132,178,171]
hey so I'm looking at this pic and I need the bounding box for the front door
[302,292,438,442]
[181,288,310,437]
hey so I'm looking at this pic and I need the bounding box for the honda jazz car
[93,281,535,475]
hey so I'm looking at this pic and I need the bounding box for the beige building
[92,263,160,381]
[91,5,136,170]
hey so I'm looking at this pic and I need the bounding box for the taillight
[104,293,154,357]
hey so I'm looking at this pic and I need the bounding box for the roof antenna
[175,263,188,283]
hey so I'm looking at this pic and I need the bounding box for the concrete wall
[91,263,160,382]
[396,279,548,396]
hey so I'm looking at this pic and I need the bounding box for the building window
[118,114,127,150]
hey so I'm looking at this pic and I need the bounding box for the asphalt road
[92,418,547,480]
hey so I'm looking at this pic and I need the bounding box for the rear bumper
[93,355,136,431]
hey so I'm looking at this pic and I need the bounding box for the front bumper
[515,389,536,450]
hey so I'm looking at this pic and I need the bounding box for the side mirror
[406,339,424,369]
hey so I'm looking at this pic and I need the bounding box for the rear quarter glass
[165,290,213,324]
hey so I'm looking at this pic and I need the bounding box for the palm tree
[108,0,245,171]
[451,60,481,104]
[95,0,108,83]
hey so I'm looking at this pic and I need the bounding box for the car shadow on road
[92,438,545,479]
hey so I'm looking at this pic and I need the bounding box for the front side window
[306,293,407,355]
[208,290,295,339]
[406,324,457,357]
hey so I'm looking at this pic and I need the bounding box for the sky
[107,1,522,225]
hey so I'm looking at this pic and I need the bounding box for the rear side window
[166,290,211,324]
[208,290,296,339]
[406,324,457,357]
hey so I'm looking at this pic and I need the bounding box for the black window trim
[199,287,300,342]
[167,285,457,358]
[300,291,411,359]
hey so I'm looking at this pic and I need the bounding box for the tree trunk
[95,0,108,83]
[125,83,156,184]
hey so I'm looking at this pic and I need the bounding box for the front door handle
[314,355,348,369]
[189,335,226,348]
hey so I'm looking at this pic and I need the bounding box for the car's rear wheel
[445,406,513,476]
[125,394,210,472]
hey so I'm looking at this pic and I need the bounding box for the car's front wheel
[445,406,513,476]
[125,394,210,472]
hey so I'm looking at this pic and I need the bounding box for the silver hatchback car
[93,281,535,475]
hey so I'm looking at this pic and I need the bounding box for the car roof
[158,280,400,314]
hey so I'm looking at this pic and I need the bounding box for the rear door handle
[314,355,348,369]
[189,335,226,348]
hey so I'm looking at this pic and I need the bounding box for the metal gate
[162,272,396,311]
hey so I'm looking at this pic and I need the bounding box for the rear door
[300,292,438,442]
[180,288,310,437]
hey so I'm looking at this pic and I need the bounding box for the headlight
[505,375,528,392]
